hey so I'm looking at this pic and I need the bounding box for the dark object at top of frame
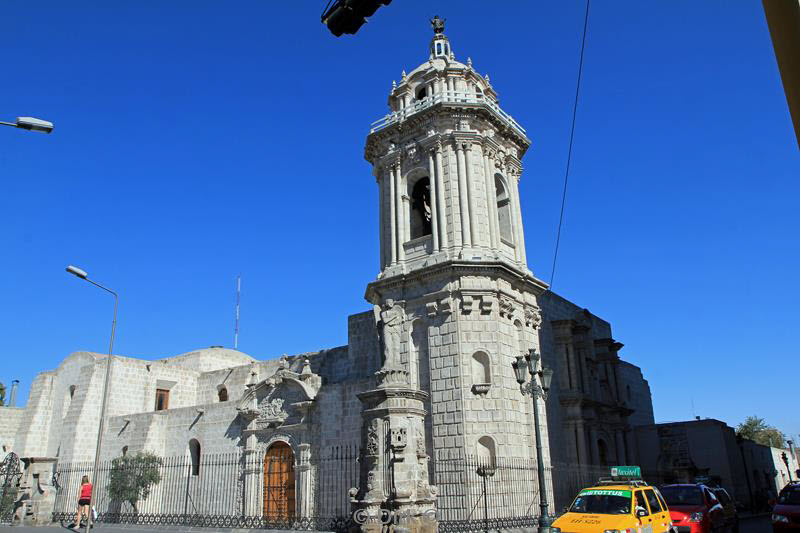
[321,0,392,37]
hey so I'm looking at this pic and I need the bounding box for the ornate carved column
[589,426,600,465]
[464,143,478,247]
[615,430,626,465]
[455,142,472,248]
[482,148,499,250]
[378,168,386,269]
[624,430,636,465]
[242,430,262,516]
[509,168,528,266]
[389,164,397,265]
[394,159,405,262]
[427,149,439,252]
[434,142,448,249]
[296,443,312,518]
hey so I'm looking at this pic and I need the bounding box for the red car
[660,484,726,533]
[773,482,800,531]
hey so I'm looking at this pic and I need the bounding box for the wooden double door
[263,442,296,520]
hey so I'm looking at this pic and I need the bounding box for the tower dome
[365,18,536,283]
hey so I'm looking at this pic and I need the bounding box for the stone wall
[617,361,655,427]
[0,406,24,453]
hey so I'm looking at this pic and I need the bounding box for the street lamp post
[513,348,554,533]
[782,451,794,483]
[0,116,54,133]
[66,265,117,533]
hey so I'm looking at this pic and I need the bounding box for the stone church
[1,19,653,526]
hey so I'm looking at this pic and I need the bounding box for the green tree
[107,452,163,513]
[0,382,5,406]
[736,416,787,447]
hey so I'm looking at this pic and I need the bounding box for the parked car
[711,487,739,532]
[551,479,673,533]
[773,482,800,531]
[660,484,726,532]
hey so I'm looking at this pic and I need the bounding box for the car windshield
[660,486,704,506]
[569,490,632,514]
[778,489,800,505]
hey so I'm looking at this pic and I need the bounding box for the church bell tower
[353,17,552,530]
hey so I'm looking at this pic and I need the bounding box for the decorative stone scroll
[498,295,516,319]
[524,305,542,329]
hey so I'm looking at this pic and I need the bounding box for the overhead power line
[549,0,591,290]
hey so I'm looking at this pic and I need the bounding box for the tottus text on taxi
[552,484,673,533]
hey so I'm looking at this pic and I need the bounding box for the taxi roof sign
[611,466,641,478]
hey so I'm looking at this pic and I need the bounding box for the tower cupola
[365,19,536,282]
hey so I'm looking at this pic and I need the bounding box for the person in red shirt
[71,475,92,529]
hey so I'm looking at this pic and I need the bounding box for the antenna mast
[234,275,241,349]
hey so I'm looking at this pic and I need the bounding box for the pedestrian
[71,474,92,529]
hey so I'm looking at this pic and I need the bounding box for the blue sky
[2,1,798,440]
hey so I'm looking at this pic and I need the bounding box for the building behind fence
[46,448,668,531]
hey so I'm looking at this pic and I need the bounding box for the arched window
[189,439,201,476]
[496,175,514,243]
[409,177,432,239]
[416,86,427,100]
[218,386,228,402]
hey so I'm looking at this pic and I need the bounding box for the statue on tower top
[430,15,445,34]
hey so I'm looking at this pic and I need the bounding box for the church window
[155,388,169,411]
[189,439,201,476]
[416,86,427,100]
[496,175,514,244]
[218,386,228,402]
[436,42,442,55]
[122,446,128,457]
[409,177,432,239]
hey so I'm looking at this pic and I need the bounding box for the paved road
[739,513,771,533]
[0,515,774,532]
[0,525,316,533]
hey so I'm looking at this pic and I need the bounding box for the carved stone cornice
[365,260,547,304]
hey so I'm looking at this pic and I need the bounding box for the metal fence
[0,453,22,524]
[49,448,671,532]
[434,454,540,533]
[52,447,358,531]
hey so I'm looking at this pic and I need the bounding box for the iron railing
[51,446,358,532]
[369,90,527,136]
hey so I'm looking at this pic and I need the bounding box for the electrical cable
[549,0,591,289]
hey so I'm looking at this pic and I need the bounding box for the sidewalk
[0,526,329,533]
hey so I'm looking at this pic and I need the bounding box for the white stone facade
[1,20,655,524]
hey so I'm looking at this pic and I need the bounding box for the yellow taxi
[552,469,673,533]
